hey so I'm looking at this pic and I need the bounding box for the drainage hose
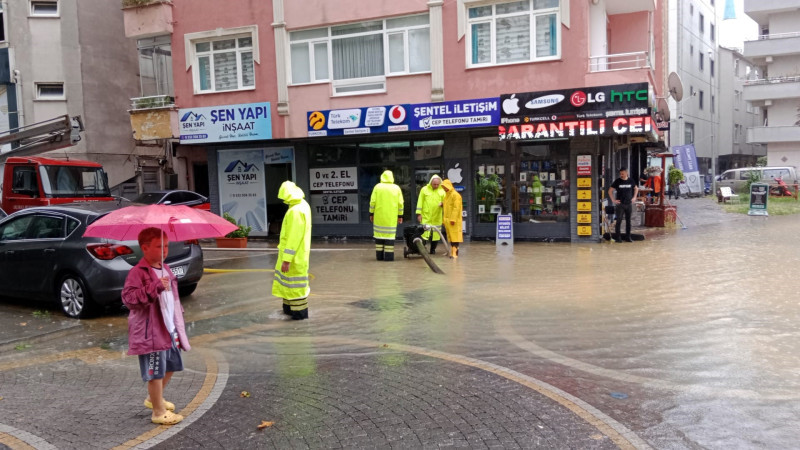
[413,237,445,274]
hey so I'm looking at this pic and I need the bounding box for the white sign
[310,193,359,224]
[218,149,267,232]
[364,107,386,127]
[328,109,362,129]
[309,167,358,193]
[179,102,271,144]
[0,87,10,154]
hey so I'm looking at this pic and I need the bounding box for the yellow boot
[450,246,458,259]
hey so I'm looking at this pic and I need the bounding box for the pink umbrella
[83,204,238,242]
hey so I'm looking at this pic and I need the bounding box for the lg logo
[570,91,606,107]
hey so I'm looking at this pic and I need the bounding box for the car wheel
[178,283,198,297]
[58,275,93,319]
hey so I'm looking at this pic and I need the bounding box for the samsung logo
[525,94,565,110]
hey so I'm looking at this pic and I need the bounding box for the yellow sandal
[144,398,175,411]
[151,410,184,425]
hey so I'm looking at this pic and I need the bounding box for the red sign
[570,91,587,107]
[498,116,653,140]
[577,155,592,176]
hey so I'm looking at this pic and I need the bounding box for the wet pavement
[1,197,798,449]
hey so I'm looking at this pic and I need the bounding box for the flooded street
[1,203,798,448]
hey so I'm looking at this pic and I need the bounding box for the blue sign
[671,144,698,173]
[179,102,272,144]
[307,105,410,137]
[496,214,513,240]
[409,98,500,131]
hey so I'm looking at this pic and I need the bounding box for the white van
[718,166,797,193]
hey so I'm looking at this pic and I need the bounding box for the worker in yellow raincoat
[369,170,404,261]
[272,181,312,320]
[441,179,463,258]
[415,174,445,254]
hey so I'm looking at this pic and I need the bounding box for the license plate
[171,266,186,278]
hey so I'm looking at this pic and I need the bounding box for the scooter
[770,176,794,197]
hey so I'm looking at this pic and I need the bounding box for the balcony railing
[745,75,800,86]
[121,0,168,8]
[589,51,651,73]
[758,31,800,40]
[130,95,174,110]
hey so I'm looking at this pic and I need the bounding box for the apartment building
[717,46,765,172]
[742,0,800,170]
[123,0,667,242]
[1,0,141,188]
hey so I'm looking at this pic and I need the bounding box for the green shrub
[223,213,251,238]
[668,166,684,186]
[742,170,761,194]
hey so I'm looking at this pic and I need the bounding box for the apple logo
[447,163,463,184]
[503,94,520,115]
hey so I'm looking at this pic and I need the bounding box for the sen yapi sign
[499,116,654,140]
[500,83,651,125]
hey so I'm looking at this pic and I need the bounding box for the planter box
[216,237,247,248]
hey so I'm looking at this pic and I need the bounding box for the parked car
[133,190,210,210]
[0,202,203,318]
[718,166,798,193]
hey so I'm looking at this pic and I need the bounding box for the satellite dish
[668,72,684,102]
[657,98,670,121]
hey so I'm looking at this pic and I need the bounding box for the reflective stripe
[273,270,308,282]
[273,274,308,289]
[283,249,296,255]
[373,225,396,232]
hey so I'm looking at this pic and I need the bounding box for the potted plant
[216,213,251,248]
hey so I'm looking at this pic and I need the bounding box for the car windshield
[39,165,111,198]
[133,193,165,204]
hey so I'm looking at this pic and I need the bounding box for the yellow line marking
[111,350,218,450]
[0,433,36,450]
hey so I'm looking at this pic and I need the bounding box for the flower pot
[215,237,247,248]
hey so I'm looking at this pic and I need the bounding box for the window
[710,23,715,42]
[684,122,694,144]
[689,3,694,15]
[0,5,5,41]
[185,27,258,94]
[710,58,714,77]
[734,59,740,77]
[699,13,704,34]
[699,53,704,71]
[711,95,715,113]
[27,216,65,240]
[137,36,173,98]
[690,44,694,56]
[30,1,58,16]
[35,82,65,100]
[289,14,430,92]
[733,124,740,143]
[468,0,560,67]
[699,90,704,110]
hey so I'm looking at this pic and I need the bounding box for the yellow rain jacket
[415,174,445,241]
[272,181,312,301]
[369,170,404,239]
[442,179,463,243]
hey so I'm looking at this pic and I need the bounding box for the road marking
[0,423,56,450]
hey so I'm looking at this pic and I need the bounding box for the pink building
[123,0,666,241]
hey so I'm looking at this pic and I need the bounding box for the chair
[719,186,740,204]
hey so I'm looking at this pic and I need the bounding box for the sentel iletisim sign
[179,102,271,144]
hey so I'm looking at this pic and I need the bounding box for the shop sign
[577,213,592,224]
[748,183,769,216]
[217,149,267,231]
[410,98,500,131]
[264,148,294,164]
[307,105,409,137]
[309,167,359,224]
[577,178,592,188]
[577,154,592,176]
[498,116,652,140]
[500,82,649,124]
[577,225,592,236]
[496,214,513,248]
[671,144,702,194]
[179,102,271,144]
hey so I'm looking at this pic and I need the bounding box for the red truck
[1,156,113,212]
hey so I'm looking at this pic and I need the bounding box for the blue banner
[672,144,698,173]
[307,105,410,137]
[179,102,272,144]
[409,98,500,131]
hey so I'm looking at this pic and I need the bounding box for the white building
[742,0,800,169]
[668,0,718,176]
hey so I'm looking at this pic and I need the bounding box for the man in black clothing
[608,168,639,242]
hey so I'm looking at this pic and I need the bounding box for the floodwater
[2,206,798,448]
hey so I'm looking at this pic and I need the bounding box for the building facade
[123,0,667,242]
[668,0,718,176]
[1,0,141,188]
[717,46,765,172]
[742,0,800,170]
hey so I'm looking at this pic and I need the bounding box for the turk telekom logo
[570,91,587,107]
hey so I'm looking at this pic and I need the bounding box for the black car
[133,190,210,210]
[0,203,203,318]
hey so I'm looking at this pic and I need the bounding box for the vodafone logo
[388,105,406,124]
[570,91,587,107]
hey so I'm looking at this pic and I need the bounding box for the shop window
[310,144,357,166]
[359,142,411,164]
[358,165,413,223]
[413,140,443,161]
[513,142,569,223]
[473,137,508,223]
[467,0,560,67]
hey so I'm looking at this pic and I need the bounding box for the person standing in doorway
[272,181,312,320]
[441,179,463,258]
[369,170,404,261]
[608,168,639,242]
[416,174,446,254]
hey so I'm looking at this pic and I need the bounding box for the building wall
[717,47,764,170]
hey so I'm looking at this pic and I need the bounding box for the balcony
[122,0,173,39]
[743,76,800,103]
[586,52,656,91]
[743,33,800,63]
[744,0,800,25]
[129,96,178,141]
[605,0,656,14]
[747,126,800,144]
